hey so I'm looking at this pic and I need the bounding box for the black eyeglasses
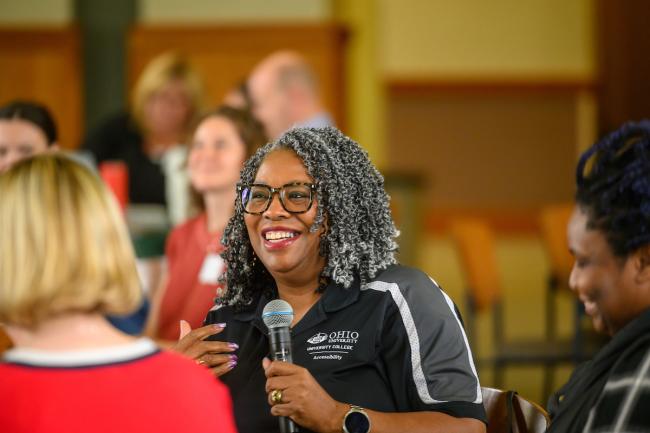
[238,182,317,215]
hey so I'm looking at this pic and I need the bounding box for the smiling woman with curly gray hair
[204,127,486,433]
[220,127,399,309]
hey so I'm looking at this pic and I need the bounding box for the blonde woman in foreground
[0,154,237,433]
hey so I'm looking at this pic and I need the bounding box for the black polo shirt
[205,264,486,433]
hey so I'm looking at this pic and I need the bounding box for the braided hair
[576,120,650,257]
[219,127,399,310]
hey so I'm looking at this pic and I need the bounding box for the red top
[158,213,224,340]
[0,339,238,433]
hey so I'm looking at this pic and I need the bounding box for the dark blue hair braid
[576,120,650,256]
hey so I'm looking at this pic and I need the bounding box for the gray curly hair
[219,127,398,310]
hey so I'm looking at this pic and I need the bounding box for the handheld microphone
[262,299,299,433]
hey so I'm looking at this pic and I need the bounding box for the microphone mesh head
[262,299,294,329]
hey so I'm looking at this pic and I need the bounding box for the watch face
[344,411,370,433]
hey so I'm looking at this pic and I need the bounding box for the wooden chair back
[482,386,550,433]
[449,218,502,312]
[539,204,574,284]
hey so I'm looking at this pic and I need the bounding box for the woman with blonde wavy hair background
[82,51,204,222]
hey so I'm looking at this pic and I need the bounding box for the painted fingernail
[228,361,237,368]
[230,354,238,361]
[228,343,239,349]
[214,323,227,329]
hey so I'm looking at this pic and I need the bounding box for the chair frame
[482,386,549,433]
[451,218,583,401]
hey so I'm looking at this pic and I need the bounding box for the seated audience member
[201,127,486,433]
[0,100,58,352]
[0,154,237,433]
[0,100,58,172]
[547,121,650,432]
[147,106,266,344]
[248,50,333,140]
[82,52,203,218]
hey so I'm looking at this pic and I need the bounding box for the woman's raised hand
[173,320,238,377]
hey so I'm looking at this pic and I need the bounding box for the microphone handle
[279,416,298,433]
[269,327,299,433]
[269,326,293,363]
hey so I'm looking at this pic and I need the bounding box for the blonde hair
[131,51,204,136]
[0,154,142,327]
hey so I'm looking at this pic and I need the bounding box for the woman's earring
[319,215,329,236]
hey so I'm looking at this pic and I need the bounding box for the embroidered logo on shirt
[306,330,359,360]
[307,332,328,344]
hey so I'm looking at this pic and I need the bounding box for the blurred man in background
[248,50,333,140]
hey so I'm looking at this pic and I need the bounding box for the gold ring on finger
[270,389,283,404]
[196,359,206,366]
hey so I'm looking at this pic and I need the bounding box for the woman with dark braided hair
[205,127,486,433]
[547,121,650,432]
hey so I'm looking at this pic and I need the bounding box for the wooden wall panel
[386,79,595,233]
[597,0,650,133]
[128,24,347,128]
[0,26,82,149]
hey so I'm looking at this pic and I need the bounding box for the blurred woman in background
[82,52,204,220]
[0,154,237,433]
[0,100,149,338]
[547,121,650,432]
[0,100,58,172]
[146,105,266,345]
[0,100,59,354]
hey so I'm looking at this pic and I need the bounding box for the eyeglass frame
[237,182,318,215]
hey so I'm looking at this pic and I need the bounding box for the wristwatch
[342,405,371,433]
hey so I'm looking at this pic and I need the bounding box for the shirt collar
[2,338,158,368]
[294,112,334,129]
[288,278,360,336]
[231,277,361,333]
[232,290,274,333]
[320,276,360,313]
